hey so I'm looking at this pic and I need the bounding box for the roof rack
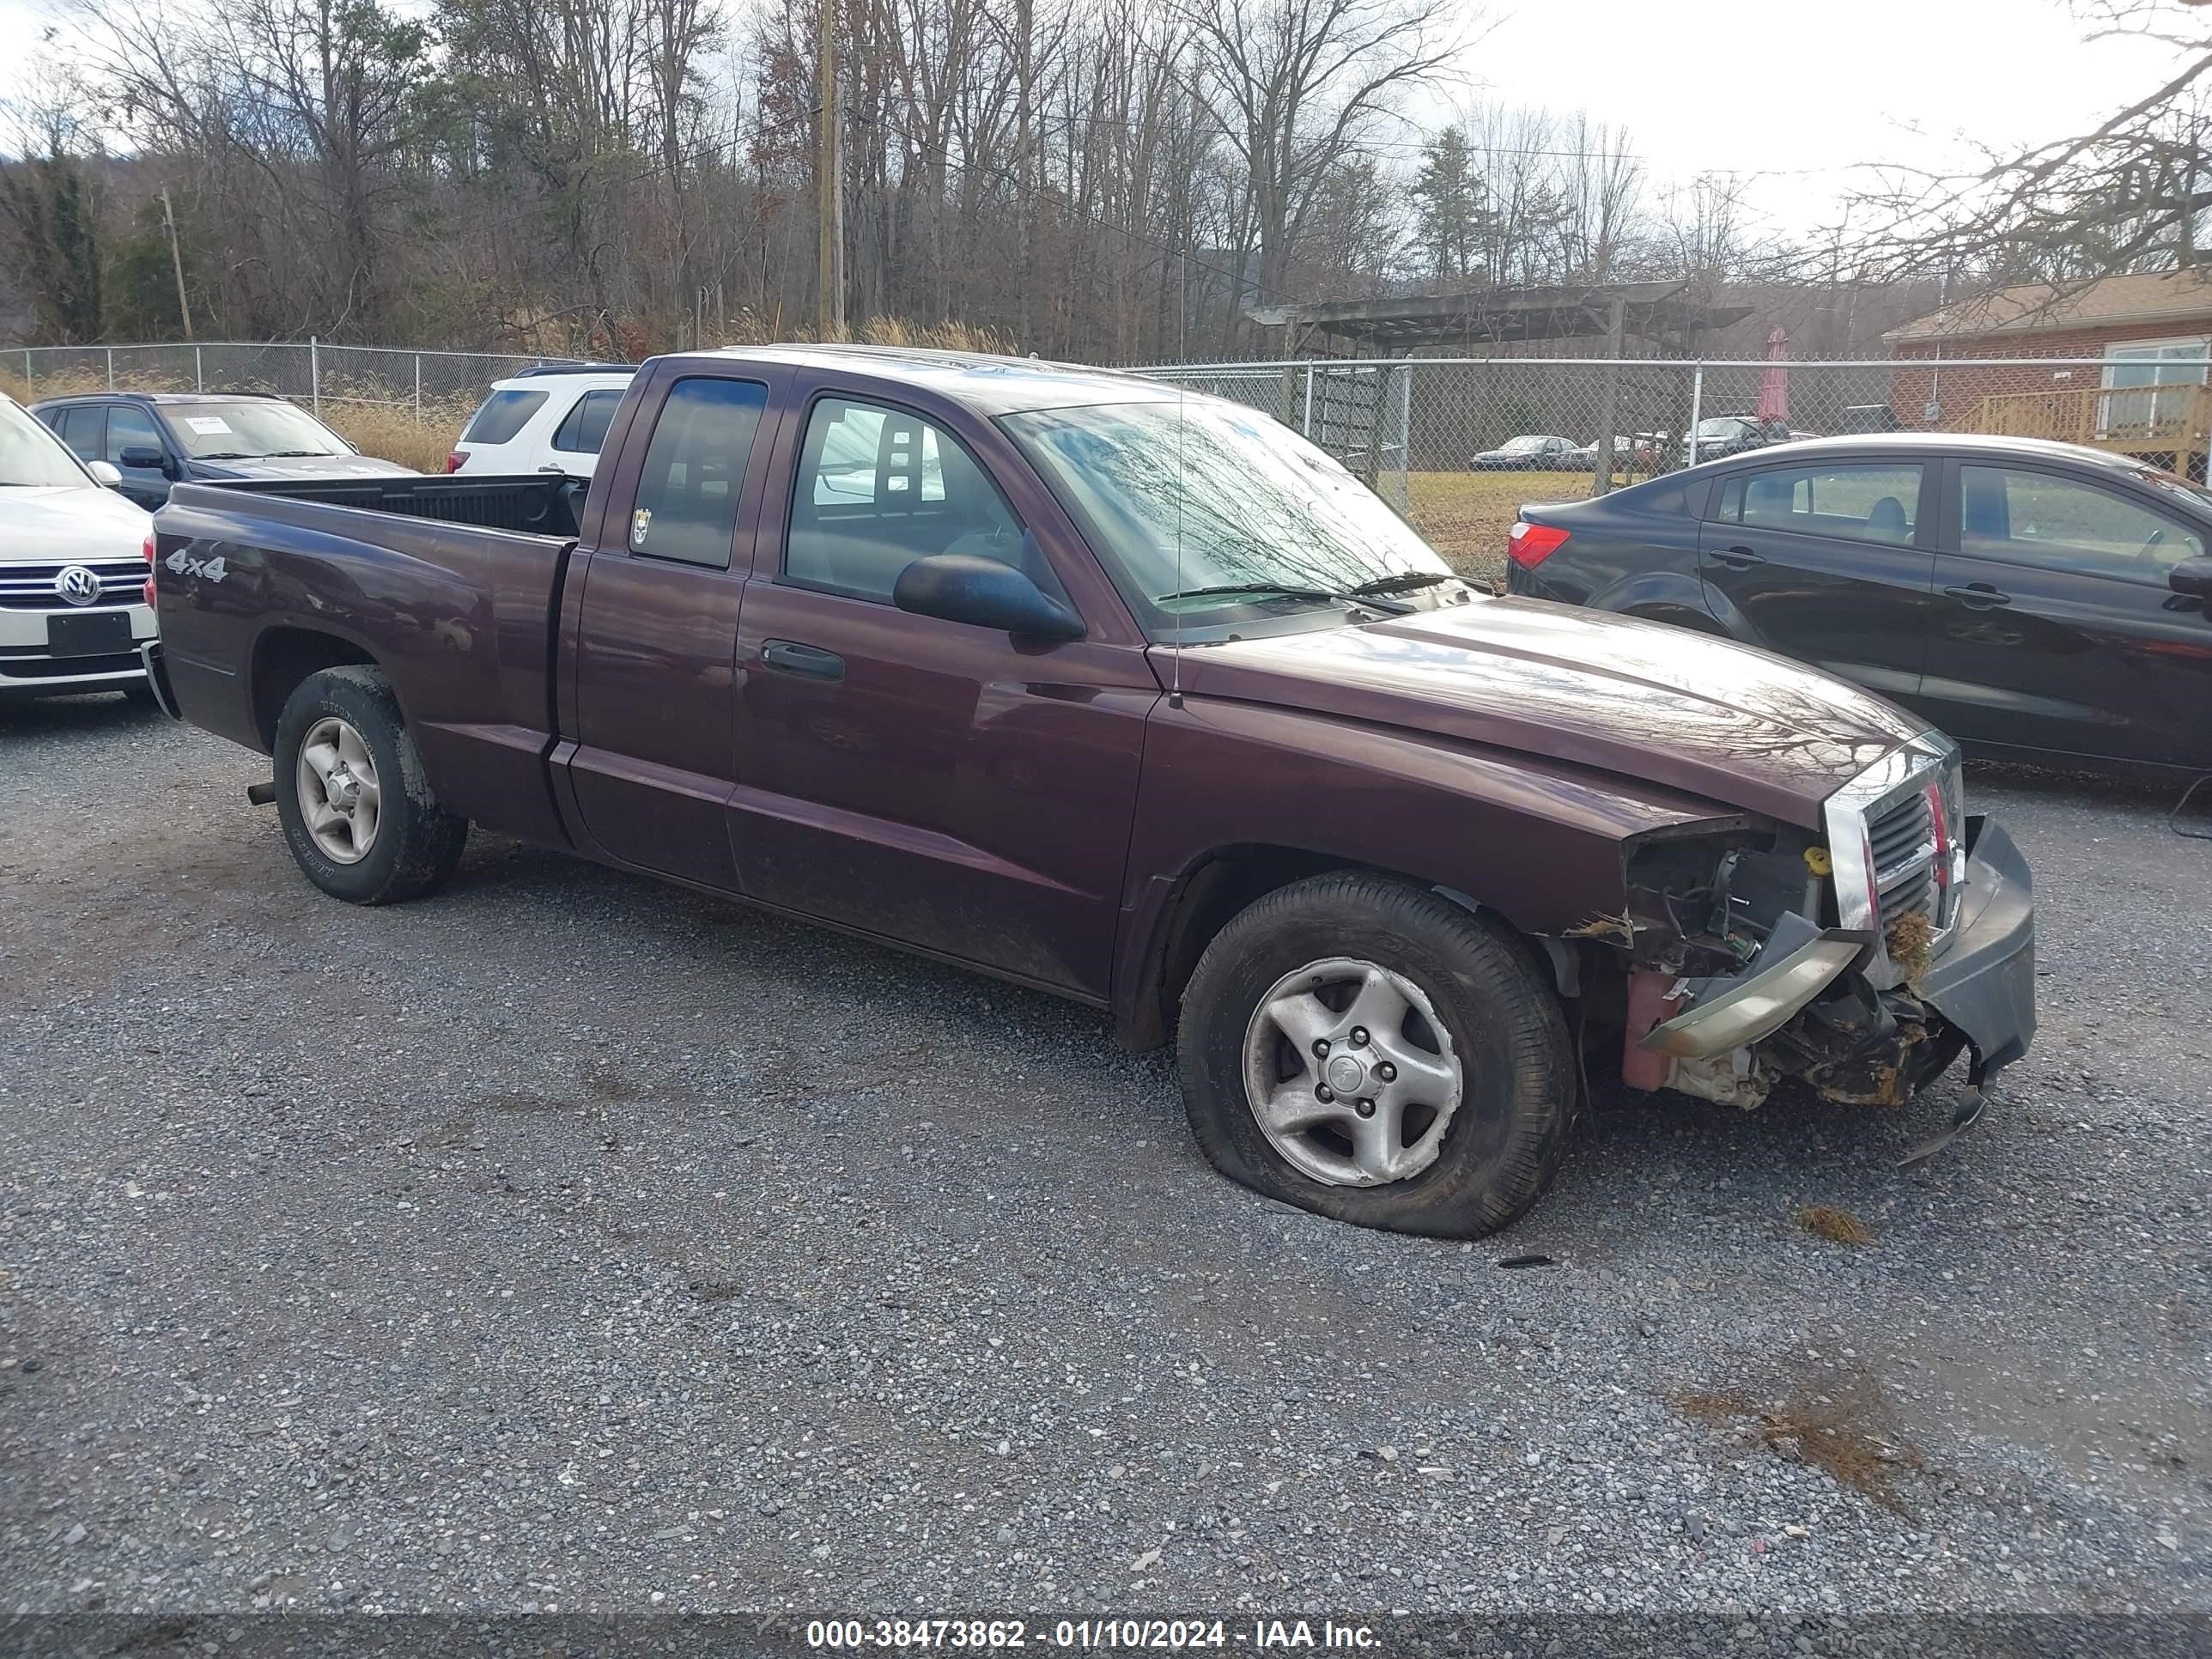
[511,362,635,378]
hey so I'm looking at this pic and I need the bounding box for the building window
[2100,337,2209,436]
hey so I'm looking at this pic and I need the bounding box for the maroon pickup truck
[143,346,2036,1237]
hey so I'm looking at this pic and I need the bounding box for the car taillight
[142,528,156,608]
[445,450,468,474]
[1507,520,1571,568]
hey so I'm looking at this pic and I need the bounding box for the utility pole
[160,186,193,341]
[815,0,844,338]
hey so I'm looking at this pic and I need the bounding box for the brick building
[1886,270,2212,476]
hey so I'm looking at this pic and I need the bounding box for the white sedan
[0,394,157,702]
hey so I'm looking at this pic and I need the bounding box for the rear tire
[273,666,468,905]
[1176,872,1575,1238]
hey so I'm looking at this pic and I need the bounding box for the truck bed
[153,476,584,848]
[186,471,588,539]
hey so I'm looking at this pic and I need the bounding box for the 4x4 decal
[165,548,228,583]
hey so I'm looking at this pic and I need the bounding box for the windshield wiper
[196,451,249,459]
[261,450,337,459]
[1154,582,1412,615]
[1347,571,1461,598]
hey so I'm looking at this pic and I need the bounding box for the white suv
[447,367,635,477]
[0,393,158,701]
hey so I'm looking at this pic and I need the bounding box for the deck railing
[1973,380,2212,455]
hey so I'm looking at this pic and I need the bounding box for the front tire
[273,666,468,905]
[1176,872,1575,1238]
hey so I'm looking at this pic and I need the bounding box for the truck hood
[1171,596,1928,828]
[191,455,417,482]
[0,484,153,564]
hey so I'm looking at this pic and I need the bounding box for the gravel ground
[3,693,2209,1629]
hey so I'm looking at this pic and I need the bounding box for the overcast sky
[0,0,2186,240]
[1465,0,2184,235]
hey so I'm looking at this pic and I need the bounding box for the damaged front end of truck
[1588,736,2037,1116]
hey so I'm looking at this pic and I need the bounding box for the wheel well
[252,628,377,749]
[1122,845,1589,1052]
[1122,845,1364,1051]
[1627,603,1724,635]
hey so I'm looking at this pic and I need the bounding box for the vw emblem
[54,565,101,606]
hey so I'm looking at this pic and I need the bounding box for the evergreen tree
[0,146,106,342]
[1410,125,1488,283]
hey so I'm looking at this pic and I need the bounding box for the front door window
[1959,464,2203,580]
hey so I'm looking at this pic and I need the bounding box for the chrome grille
[0,560,147,611]
[1869,789,1939,933]
[1822,737,1966,992]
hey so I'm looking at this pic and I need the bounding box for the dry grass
[0,367,104,403]
[1796,1202,1876,1247]
[1676,1376,1925,1514]
[1885,910,1937,990]
[323,398,478,471]
[1406,469,1592,585]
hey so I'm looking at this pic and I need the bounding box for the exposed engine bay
[1591,826,1962,1111]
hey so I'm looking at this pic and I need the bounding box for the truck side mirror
[894,550,1084,641]
[119,445,173,476]
[2170,554,2212,601]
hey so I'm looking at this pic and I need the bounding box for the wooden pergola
[1245,280,1753,359]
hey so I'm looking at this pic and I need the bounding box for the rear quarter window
[461,389,549,445]
[552,389,625,454]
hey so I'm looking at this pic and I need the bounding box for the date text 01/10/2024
[802,1619,1380,1650]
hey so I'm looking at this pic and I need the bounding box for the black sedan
[1505,432,2212,775]
[1683,414,1796,465]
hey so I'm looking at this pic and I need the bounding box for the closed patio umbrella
[1757,326,1790,425]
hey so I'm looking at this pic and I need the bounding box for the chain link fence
[8,338,2206,580]
[1139,351,2212,580]
[4,341,583,416]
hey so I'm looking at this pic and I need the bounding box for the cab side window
[784,396,1066,605]
[625,377,769,569]
[1717,461,1923,545]
[1959,464,2203,580]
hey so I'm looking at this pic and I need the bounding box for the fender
[1587,567,1742,640]
[1109,695,1750,1045]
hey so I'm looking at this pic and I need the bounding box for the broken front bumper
[1634,814,2034,1103]
[1915,815,2036,1083]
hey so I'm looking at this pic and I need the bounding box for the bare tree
[1182,0,1464,323]
[1850,0,2212,285]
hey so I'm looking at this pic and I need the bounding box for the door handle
[1711,545,1765,569]
[761,639,845,681]
[1943,583,2012,608]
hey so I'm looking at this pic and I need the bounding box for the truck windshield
[0,399,94,488]
[163,400,352,460]
[1002,398,1456,637]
